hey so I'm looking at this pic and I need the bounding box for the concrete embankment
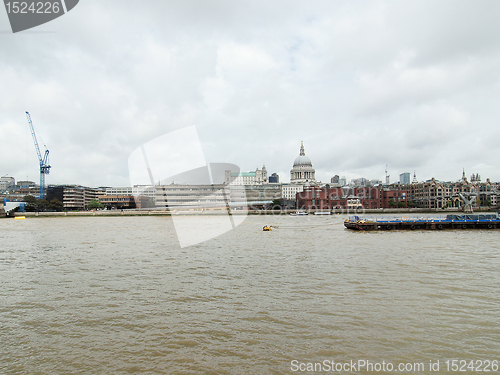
[16,210,242,217]
[8,207,497,218]
[18,210,172,217]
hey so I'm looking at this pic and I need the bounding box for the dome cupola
[293,142,312,166]
[290,141,315,183]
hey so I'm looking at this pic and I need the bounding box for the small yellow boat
[15,216,26,220]
[263,225,272,231]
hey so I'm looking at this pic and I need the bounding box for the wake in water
[265,219,344,230]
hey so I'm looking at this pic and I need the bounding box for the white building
[282,183,305,200]
[155,184,229,209]
[0,176,15,191]
[225,165,268,185]
[106,185,156,199]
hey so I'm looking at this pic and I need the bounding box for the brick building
[296,185,408,210]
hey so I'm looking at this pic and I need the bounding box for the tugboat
[344,214,500,231]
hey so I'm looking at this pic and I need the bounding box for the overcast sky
[1,0,500,187]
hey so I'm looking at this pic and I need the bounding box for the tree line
[21,196,106,211]
[22,195,64,212]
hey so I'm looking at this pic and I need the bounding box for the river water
[0,214,499,374]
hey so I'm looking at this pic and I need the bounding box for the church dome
[290,141,315,184]
[293,141,312,166]
[293,154,312,166]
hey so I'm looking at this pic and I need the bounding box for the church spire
[300,141,305,156]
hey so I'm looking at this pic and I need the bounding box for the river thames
[1,214,499,374]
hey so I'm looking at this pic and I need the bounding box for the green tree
[37,199,49,211]
[23,195,39,211]
[48,198,64,211]
[87,199,104,210]
[388,199,396,208]
[397,201,406,208]
[22,195,55,211]
[271,199,282,209]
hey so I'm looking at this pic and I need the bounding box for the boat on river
[344,214,500,231]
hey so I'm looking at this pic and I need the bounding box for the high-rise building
[0,176,15,192]
[268,173,279,183]
[47,185,104,210]
[400,172,411,185]
[351,177,368,187]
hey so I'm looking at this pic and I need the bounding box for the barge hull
[344,220,500,231]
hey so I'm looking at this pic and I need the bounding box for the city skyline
[1,138,493,189]
[1,1,500,187]
[0,159,495,191]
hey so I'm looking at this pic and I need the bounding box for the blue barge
[344,214,500,231]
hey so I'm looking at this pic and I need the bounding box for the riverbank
[6,206,498,218]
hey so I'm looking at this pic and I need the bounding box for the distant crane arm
[26,111,43,165]
[25,111,51,200]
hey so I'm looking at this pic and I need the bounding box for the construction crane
[25,111,51,200]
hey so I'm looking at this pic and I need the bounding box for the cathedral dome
[293,141,312,166]
[293,154,312,167]
[290,141,315,184]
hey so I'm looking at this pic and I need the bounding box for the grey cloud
[1,0,500,186]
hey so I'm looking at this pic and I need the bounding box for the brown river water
[0,214,499,374]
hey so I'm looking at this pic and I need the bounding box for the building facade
[282,183,304,201]
[17,180,36,189]
[155,184,229,210]
[104,185,156,208]
[225,165,268,185]
[243,185,281,206]
[296,185,409,210]
[268,173,279,183]
[0,176,15,192]
[399,173,411,185]
[47,185,104,210]
[98,195,136,209]
[153,182,281,210]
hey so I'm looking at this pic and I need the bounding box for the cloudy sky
[1,0,500,187]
